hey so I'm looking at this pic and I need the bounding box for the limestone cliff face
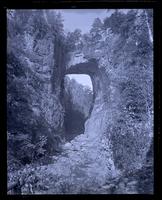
[7,10,153,194]
[64,55,120,184]
[7,10,66,151]
[66,11,153,173]
[71,9,153,174]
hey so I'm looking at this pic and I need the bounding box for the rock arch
[58,56,119,186]
[65,58,111,139]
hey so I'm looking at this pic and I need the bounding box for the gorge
[7,9,153,194]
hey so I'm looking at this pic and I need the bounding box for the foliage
[64,77,93,140]
[45,10,64,34]
[110,119,151,172]
[66,29,82,51]
[64,77,93,118]
[90,18,103,45]
[80,9,153,172]
[7,9,65,164]
[7,131,47,166]
[7,9,153,194]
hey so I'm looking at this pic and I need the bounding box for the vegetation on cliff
[7,9,153,194]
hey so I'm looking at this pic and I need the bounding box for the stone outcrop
[7,10,153,194]
[40,49,152,193]
[7,10,66,152]
[25,54,120,194]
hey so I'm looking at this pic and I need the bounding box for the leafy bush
[7,132,47,166]
[110,118,151,172]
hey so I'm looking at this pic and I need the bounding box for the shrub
[7,132,47,166]
[110,119,151,172]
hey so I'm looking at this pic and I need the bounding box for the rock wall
[7,9,153,194]
[69,9,154,174]
[7,10,66,152]
[66,37,153,174]
[65,57,120,185]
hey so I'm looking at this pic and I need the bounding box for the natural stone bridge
[31,52,120,193]
[34,51,151,194]
[8,51,152,194]
[37,52,119,190]
[65,52,111,139]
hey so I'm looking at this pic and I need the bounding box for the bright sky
[67,74,93,90]
[58,9,130,34]
[58,9,109,89]
[55,9,131,89]
[56,9,131,89]
[58,9,108,34]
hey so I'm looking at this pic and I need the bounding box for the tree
[90,18,103,45]
[7,10,66,167]
[63,77,93,141]
[64,77,93,119]
[44,10,64,35]
[103,10,126,34]
[90,18,103,33]
[66,29,82,51]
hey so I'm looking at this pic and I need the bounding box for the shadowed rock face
[58,56,120,187]
[7,11,67,154]
[7,10,153,194]
[66,58,111,140]
[66,59,98,75]
[19,57,120,194]
[59,52,153,191]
